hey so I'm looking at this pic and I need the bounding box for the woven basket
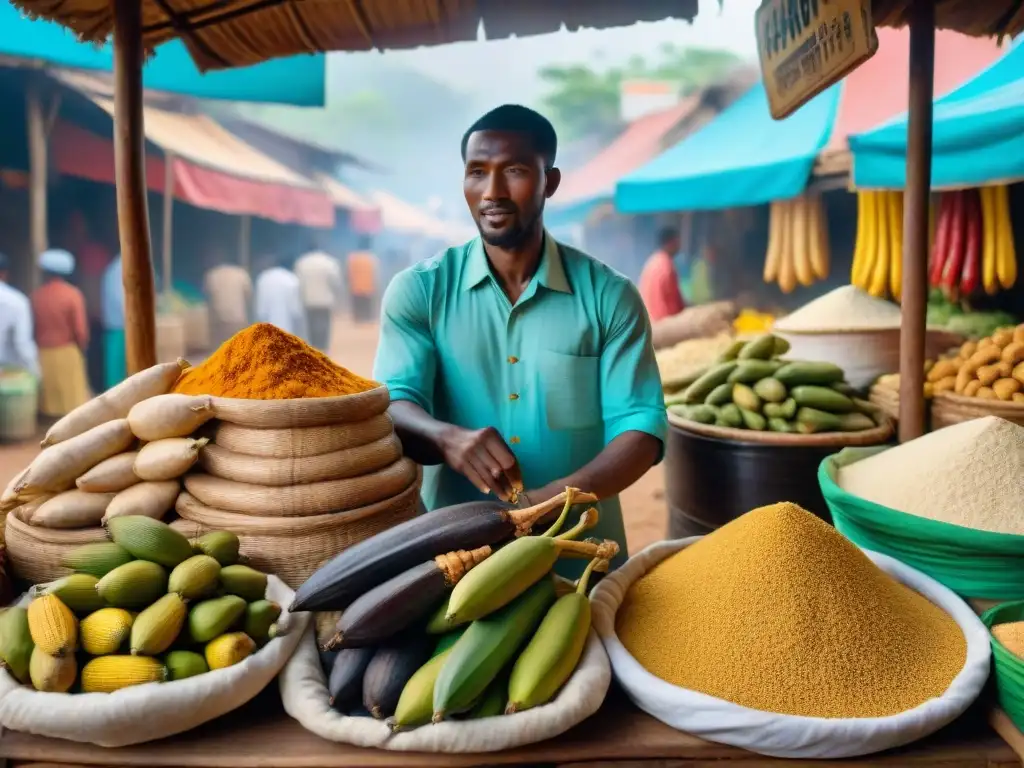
[198,433,402,487]
[210,385,390,429]
[931,392,1024,430]
[172,477,421,588]
[666,411,894,447]
[209,414,394,458]
[5,505,107,584]
[868,381,901,423]
[183,457,418,517]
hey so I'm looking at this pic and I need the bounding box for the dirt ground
[0,317,668,554]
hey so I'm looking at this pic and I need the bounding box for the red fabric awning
[52,120,335,228]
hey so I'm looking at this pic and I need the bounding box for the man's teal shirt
[373,233,667,576]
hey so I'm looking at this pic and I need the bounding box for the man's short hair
[460,104,558,169]
[658,227,681,248]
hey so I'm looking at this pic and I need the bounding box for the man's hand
[440,425,522,500]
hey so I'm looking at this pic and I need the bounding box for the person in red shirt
[32,249,91,418]
[638,227,685,323]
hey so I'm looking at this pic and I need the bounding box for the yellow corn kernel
[27,594,78,657]
[130,593,187,656]
[80,655,167,693]
[80,608,134,656]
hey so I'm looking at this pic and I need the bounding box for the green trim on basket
[819,449,1024,600]
[982,602,1024,733]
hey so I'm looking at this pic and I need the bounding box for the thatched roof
[10,0,699,71]
[873,0,1024,38]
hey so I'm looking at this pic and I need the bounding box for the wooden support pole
[162,151,175,295]
[26,76,47,292]
[897,0,935,442]
[113,0,156,373]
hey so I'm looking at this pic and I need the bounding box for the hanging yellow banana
[994,184,1017,289]
[763,202,782,284]
[857,191,880,290]
[851,191,867,286]
[889,191,904,302]
[777,199,797,294]
[868,191,890,298]
[980,185,998,295]
[808,194,829,280]
[792,196,815,287]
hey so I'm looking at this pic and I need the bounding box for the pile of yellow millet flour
[617,502,966,718]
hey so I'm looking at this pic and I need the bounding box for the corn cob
[244,600,282,644]
[327,646,375,711]
[324,546,491,651]
[292,489,597,613]
[362,635,433,719]
[96,560,168,609]
[29,646,77,692]
[188,595,247,643]
[81,654,167,693]
[34,574,105,615]
[388,646,453,732]
[0,607,34,684]
[81,607,134,655]
[219,564,267,601]
[205,632,256,670]
[432,576,557,722]
[193,530,241,565]
[131,593,187,656]
[106,515,194,567]
[168,555,221,600]
[27,594,78,657]
[506,557,606,712]
[164,649,209,680]
[62,541,134,578]
[444,509,612,626]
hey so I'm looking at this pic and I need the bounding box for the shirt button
[510,436,521,444]
[509,393,519,401]
[507,356,519,364]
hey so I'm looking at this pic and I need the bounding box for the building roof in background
[371,190,474,244]
[214,114,381,171]
[10,0,699,71]
[556,97,700,207]
[52,70,335,227]
[824,28,1004,151]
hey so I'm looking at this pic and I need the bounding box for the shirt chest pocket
[539,350,601,431]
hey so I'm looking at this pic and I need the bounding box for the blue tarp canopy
[615,82,838,213]
[850,40,1024,189]
[0,5,325,106]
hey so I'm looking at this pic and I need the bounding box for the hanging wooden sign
[756,0,878,120]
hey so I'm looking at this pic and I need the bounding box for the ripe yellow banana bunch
[850,190,904,301]
[763,194,830,293]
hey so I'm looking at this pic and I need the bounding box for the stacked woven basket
[172,386,420,588]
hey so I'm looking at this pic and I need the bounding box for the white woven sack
[0,575,309,747]
[591,538,991,760]
[280,621,610,752]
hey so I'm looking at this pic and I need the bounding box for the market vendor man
[373,104,666,575]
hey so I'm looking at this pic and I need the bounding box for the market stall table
[0,689,1017,767]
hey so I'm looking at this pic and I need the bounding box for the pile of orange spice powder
[173,323,378,400]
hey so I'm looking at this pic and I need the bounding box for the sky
[331,3,760,104]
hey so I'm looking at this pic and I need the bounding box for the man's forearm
[388,400,451,465]
[528,431,661,504]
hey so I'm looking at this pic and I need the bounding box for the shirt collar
[462,231,572,295]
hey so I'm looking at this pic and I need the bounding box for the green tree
[539,46,743,141]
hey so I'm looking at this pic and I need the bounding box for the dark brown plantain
[291,490,594,612]
[324,546,491,650]
[362,635,434,719]
[327,647,375,713]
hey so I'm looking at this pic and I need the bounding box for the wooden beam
[113,0,157,373]
[26,76,47,293]
[162,151,175,295]
[897,0,935,442]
